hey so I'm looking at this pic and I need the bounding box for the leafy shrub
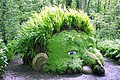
[8,6,94,62]
[0,39,8,74]
[90,4,120,40]
[6,40,18,60]
[98,39,120,64]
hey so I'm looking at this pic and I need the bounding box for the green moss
[44,30,103,74]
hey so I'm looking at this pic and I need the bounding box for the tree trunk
[81,0,86,12]
[84,0,87,12]
[87,0,91,15]
[56,0,60,5]
[66,0,72,8]
[51,0,53,5]
[76,0,81,9]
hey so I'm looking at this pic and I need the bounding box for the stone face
[45,30,104,74]
[82,66,93,74]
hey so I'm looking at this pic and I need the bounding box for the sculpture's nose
[93,65,105,76]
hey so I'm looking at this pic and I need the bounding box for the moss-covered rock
[10,6,105,75]
[43,30,104,74]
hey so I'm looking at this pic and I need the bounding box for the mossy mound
[8,6,104,75]
[44,30,104,74]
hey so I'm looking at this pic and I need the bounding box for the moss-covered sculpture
[43,30,104,75]
[15,6,105,75]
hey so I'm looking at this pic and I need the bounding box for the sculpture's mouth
[42,55,84,74]
[63,63,82,74]
[31,51,105,75]
[49,56,105,75]
[58,58,83,74]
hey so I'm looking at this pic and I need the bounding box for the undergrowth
[0,39,8,74]
[98,39,120,64]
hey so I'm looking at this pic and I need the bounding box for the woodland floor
[1,57,120,80]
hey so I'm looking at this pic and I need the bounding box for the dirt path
[1,58,120,80]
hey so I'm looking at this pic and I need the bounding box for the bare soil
[1,57,120,80]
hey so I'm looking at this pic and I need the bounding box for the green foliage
[0,0,96,42]
[88,0,120,64]
[11,6,94,60]
[0,0,46,41]
[24,6,94,35]
[89,0,120,40]
[98,39,120,64]
[6,40,18,60]
[45,30,104,74]
[0,0,119,42]
[0,39,8,74]
[91,12,120,40]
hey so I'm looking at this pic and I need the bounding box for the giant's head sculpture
[20,6,105,75]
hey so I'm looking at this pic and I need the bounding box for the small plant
[6,40,18,60]
[0,39,8,75]
[98,39,120,64]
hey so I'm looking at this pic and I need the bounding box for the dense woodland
[0,0,120,76]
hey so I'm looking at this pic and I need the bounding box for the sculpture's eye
[88,46,93,51]
[68,51,77,55]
